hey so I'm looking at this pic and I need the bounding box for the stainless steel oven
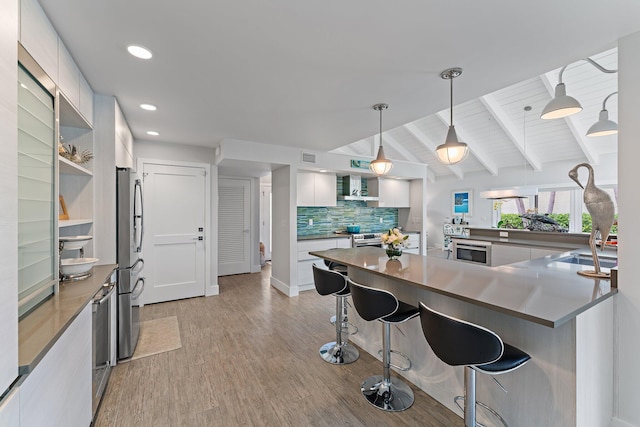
[453,239,492,265]
[351,233,383,248]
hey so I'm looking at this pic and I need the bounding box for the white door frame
[260,183,272,261]
[137,158,216,298]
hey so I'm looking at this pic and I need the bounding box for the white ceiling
[39,0,638,179]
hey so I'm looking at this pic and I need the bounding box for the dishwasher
[92,269,117,420]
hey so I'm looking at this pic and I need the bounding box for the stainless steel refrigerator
[116,167,145,360]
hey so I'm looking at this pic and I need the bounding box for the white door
[218,178,251,276]
[260,184,272,261]
[142,163,206,304]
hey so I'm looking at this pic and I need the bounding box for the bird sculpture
[568,163,615,278]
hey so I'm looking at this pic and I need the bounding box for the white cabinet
[297,172,337,206]
[19,0,58,83]
[0,388,20,427]
[79,74,94,126]
[491,244,531,266]
[491,244,565,266]
[404,232,421,255]
[297,238,350,290]
[20,303,92,427]
[58,40,80,110]
[367,178,411,207]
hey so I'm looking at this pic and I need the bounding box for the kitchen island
[309,247,615,427]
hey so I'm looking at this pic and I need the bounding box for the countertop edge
[310,248,616,328]
[18,264,117,374]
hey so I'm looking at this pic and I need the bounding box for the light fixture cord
[558,58,618,84]
[602,91,618,110]
[450,73,454,126]
[379,106,383,148]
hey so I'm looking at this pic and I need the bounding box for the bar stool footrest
[377,349,411,371]
[453,396,509,427]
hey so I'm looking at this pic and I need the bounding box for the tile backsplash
[297,201,398,236]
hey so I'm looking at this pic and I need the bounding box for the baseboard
[205,284,219,296]
[251,264,261,273]
[270,275,298,297]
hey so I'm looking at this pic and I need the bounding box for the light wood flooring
[95,264,461,426]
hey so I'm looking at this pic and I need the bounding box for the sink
[555,254,617,269]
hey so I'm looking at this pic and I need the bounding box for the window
[17,64,56,317]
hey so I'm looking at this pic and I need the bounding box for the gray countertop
[18,264,117,374]
[298,233,353,241]
[309,247,616,328]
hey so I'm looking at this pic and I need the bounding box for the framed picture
[59,195,69,220]
[452,189,472,216]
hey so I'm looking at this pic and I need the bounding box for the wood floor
[95,264,461,426]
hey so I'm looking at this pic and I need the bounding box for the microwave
[452,240,492,266]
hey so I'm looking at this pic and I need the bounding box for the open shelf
[59,219,93,228]
[59,156,92,176]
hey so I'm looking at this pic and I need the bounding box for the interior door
[218,178,251,276]
[260,184,272,261]
[142,163,206,304]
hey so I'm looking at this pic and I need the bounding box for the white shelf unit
[58,90,94,258]
[59,219,93,228]
[58,156,92,176]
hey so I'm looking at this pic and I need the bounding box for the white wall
[270,166,297,296]
[0,0,19,396]
[614,30,640,427]
[426,154,618,247]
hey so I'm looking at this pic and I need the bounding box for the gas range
[351,233,383,248]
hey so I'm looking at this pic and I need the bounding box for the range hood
[480,187,538,199]
[337,175,379,201]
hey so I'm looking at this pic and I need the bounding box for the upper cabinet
[19,0,58,83]
[367,178,411,208]
[297,172,337,207]
[19,0,94,126]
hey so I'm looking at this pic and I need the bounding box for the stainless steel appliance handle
[134,178,144,253]
[131,277,145,299]
[131,258,144,274]
[94,283,116,306]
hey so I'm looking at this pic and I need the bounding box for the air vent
[301,152,316,164]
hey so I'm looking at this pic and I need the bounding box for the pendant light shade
[540,82,582,119]
[586,92,618,137]
[541,59,616,120]
[370,103,393,176]
[436,68,469,165]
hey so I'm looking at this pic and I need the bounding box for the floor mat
[129,316,182,361]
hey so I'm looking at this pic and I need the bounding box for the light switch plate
[309,219,313,225]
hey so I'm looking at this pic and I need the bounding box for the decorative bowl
[60,257,99,276]
[59,235,93,251]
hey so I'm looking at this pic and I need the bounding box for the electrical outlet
[379,217,383,223]
[499,231,508,237]
[308,219,313,226]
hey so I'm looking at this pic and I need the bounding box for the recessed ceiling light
[140,104,157,111]
[146,131,159,136]
[319,169,328,173]
[127,45,153,59]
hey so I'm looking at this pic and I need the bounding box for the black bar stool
[418,302,531,427]
[312,264,359,364]
[324,260,358,335]
[348,279,419,412]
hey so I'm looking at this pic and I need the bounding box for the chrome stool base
[329,315,359,335]
[319,341,359,364]
[454,396,509,427]
[361,375,414,412]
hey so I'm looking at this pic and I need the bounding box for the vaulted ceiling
[332,49,618,181]
[38,1,634,181]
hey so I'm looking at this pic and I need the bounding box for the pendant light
[586,92,618,137]
[436,67,469,165]
[369,103,393,176]
[541,58,616,120]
